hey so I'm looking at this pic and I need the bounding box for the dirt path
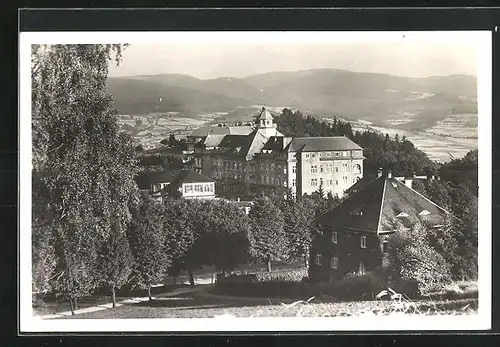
[36,286,207,319]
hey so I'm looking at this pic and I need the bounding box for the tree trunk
[73,296,78,312]
[111,286,116,308]
[188,269,195,287]
[304,254,309,269]
[69,295,75,315]
[147,284,152,301]
[267,258,272,272]
[173,275,177,285]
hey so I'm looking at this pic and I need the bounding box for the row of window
[310,164,361,174]
[305,151,362,159]
[184,183,214,194]
[331,232,367,248]
[213,160,286,174]
[310,177,360,186]
[314,254,366,274]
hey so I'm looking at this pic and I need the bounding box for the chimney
[387,171,392,179]
[377,168,383,178]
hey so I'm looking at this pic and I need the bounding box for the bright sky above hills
[108,32,479,79]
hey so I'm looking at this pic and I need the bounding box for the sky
[108,36,478,80]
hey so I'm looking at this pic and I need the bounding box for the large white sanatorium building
[188,108,365,198]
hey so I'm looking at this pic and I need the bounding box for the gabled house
[135,170,182,199]
[161,169,216,201]
[309,170,450,282]
[136,169,216,202]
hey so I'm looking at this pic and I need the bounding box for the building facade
[136,169,216,202]
[188,108,364,199]
[309,170,450,282]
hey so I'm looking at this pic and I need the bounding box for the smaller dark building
[309,171,450,282]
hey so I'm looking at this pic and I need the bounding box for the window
[335,167,339,172]
[292,179,296,187]
[292,165,296,174]
[326,152,332,157]
[335,180,338,186]
[320,177,324,185]
[204,184,210,192]
[353,164,361,174]
[335,152,339,157]
[419,210,431,216]
[311,165,317,174]
[311,178,318,186]
[305,153,310,158]
[315,253,322,266]
[185,184,193,193]
[331,257,338,269]
[327,179,333,186]
[382,240,389,253]
[361,236,367,248]
[331,231,338,244]
[343,176,348,182]
[320,165,324,173]
[359,261,365,275]
[312,153,316,158]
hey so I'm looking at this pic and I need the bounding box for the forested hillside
[275,108,437,177]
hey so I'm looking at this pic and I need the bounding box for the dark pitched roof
[316,176,449,233]
[135,170,182,189]
[214,130,271,161]
[288,136,362,152]
[167,169,215,187]
[262,136,285,152]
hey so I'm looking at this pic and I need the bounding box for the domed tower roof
[259,107,274,121]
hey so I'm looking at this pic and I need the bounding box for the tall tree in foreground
[31,44,131,314]
[248,196,287,272]
[97,226,134,308]
[207,200,251,274]
[127,192,169,300]
[282,198,317,268]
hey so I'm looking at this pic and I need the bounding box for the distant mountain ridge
[107,68,477,130]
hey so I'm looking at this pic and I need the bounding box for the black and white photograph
[19,30,491,332]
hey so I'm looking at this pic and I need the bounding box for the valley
[110,69,478,162]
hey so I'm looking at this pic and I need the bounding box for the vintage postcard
[19,30,491,332]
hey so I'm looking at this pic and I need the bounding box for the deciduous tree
[248,196,287,272]
[127,192,168,300]
[31,44,131,313]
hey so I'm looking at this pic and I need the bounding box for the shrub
[214,268,310,298]
[388,223,452,296]
[312,268,388,301]
[255,268,308,283]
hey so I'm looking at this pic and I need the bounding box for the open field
[350,118,477,163]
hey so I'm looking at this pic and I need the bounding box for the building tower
[255,107,278,137]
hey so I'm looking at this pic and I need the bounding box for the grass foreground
[56,287,478,319]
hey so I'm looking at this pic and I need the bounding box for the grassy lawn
[59,289,478,319]
[33,284,190,316]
